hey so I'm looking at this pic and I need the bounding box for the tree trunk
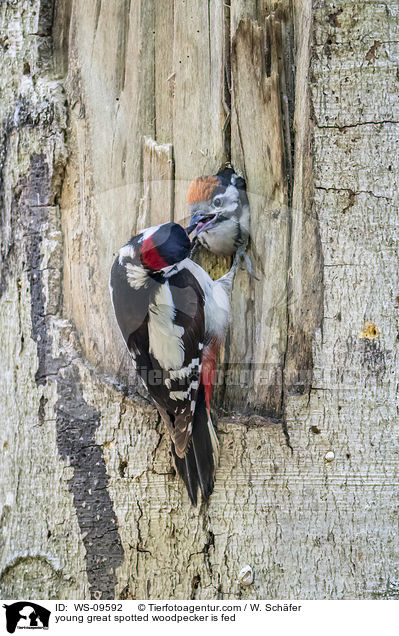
[0,0,397,600]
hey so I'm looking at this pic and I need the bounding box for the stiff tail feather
[171,386,219,505]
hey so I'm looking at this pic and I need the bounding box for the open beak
[186,211,216,236]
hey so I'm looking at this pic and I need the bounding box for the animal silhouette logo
[2,602,50,633]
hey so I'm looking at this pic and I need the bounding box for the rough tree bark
[0,0,398,600]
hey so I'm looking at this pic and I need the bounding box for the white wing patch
[170,390,190,401]
[169,358,200,380]
[148,282,185,370]
[174,378,200,398]
[170,377,200,407]
[165,357,201,416]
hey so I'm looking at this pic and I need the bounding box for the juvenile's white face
[215,184,240,213]
[189,184,240,228]
[189,185,249,256]
[186,169,251,257]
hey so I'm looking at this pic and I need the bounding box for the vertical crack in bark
[278,9,295,447]
[283,4,324,408]
[118,0,132,95]
[38,0,56,37]
[207,0,212,83]
[135,500,151,576]
[223,0,232,162]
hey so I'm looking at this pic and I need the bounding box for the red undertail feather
[200,341,220,410]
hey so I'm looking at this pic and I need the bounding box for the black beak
[186,211,215,236]
[186,212,203,235]
[186,215,200,235]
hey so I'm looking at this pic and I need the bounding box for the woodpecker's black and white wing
[110,250,154,343]
[130,267,205,456]
[111,244,218,501]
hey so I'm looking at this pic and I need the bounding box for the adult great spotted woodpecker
[186,167,250,257]
[110,222,240,504]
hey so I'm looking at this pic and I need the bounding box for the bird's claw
[243,252,259,280]
[232,245,259,280]
[232,244,246,268]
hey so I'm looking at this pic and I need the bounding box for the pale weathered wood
[61,0,156,374]
[154,0,175,144]
[227,12,289,416]
[172,0,226,222]
[0,0,398,601]
[136,137,174,231]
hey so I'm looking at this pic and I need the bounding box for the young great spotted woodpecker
[110,222,240,504]
[186,167,250,256]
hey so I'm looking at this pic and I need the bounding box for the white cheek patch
[148,282,185,370]
[125,263,150,290]
[221,184,239,212]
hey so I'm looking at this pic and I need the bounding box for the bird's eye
[213,196,222,208]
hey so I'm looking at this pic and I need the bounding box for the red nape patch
[200,342,219,410]
[141,236,169,271]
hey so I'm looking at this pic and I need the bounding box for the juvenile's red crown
[186,176,219,205]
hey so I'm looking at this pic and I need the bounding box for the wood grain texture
[0,0,398,601]
[172,0,226,222]
[227,12,289,416]
[154,0,175,143]
[137,137,174,231]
